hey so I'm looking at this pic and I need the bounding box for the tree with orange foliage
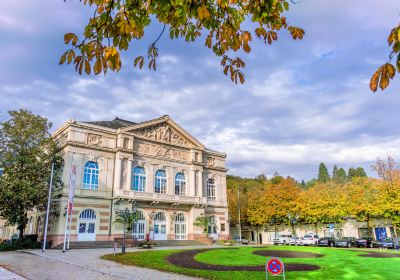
[246,176,301,239]
[373,156,400,238]
[297,182,348,235]
[346,177,382,238]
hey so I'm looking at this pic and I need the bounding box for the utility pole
[238,188,242,242]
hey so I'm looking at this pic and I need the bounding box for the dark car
[334,237,356,248]
[381,238,394,249]
[318,237,335,247]
[355,237,381,248]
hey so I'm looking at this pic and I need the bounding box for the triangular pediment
[120,116,204,149]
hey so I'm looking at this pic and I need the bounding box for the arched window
[82,161,99,190]
[132,166,146,192]
[79,209,96,219]
[154,212,167,221]
[208,215,218,235]
[175,213,186,240]
[155,170,167,194]
[175,173,186,196]
[207,178,216,200]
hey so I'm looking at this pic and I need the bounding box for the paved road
[0,246,208,280]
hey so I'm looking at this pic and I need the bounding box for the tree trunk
[17,224,24,239]
[315,223,318,234]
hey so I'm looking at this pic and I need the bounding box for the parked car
[318,237,335,247]
[241,239,249,245]
[273,234,292,245]
[10,234,19,242]
[290,236,303,246]
[334,237,357,248]
[302,234,319,246]
[381,238,394,249]
[355,237,381,248]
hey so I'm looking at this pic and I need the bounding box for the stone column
[197,171,203,197]
[114,157,122,190]
[146,164,154,193]
[126,160,132,190]
[189,169,196,197]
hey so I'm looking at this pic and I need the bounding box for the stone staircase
[52,239,206,249]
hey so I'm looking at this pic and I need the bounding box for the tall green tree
[60,0,304,84]
[355,167,367,178]
[348,167,356,180]
[336,168,348,184]
[317,163,330,183]
[332,165,339,181]
[0,110,62,238]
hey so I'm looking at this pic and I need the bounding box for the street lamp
[131,201,137,241]
[287,212,299,245]
[149,210,156,240]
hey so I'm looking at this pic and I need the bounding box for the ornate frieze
[207,157,215,167]
[87,133,102,146]
[133,142,189,161]
[133,123,191,147]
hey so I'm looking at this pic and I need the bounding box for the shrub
[137,240,157,247]
[0,237,40,251]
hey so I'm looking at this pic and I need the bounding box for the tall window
[207,178,216,200]
[132,166,146,192]
[155,170,167,193]
[82,161,99,190]
[175,213,187,240]
[175,173,186,196]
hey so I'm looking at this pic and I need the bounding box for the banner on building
[67,165,76,215]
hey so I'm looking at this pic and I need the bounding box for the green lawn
[102,246,400,280]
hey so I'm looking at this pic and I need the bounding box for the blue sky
[1,0,400,180]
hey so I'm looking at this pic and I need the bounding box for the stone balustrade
[114,189,208,205]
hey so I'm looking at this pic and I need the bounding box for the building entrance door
[153,212,167,240]
[78,209,96,241]
[208,216,218,240]
[132,211,146,240]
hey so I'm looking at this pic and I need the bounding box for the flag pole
[62,202,70,252]
[42,162,54,252]
[67,204,73,250]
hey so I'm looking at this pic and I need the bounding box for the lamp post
[238,187,242,242]
[287,212,299,245]
[131,200,137,241]
[113,200,128,253]
[149,210,156,240]
[42,162,54,252]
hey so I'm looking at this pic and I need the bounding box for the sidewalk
[0,246,212,280]
[0,266,26,280]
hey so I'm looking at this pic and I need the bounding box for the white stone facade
[42,115,229,245]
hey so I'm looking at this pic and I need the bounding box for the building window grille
[207,178,216,200]
[175,173,186,196]
[132,166,146,192]
[175,213,187,240]
[82,161,99,190]
[155,170,167,194]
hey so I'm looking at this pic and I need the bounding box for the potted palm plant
[113,210,138,253]
[193,215,209,236]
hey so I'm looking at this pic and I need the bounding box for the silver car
[273,234,292,245]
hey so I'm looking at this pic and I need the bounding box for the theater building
[33,115,228,246]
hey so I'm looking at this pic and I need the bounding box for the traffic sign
[266,257,285,279]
